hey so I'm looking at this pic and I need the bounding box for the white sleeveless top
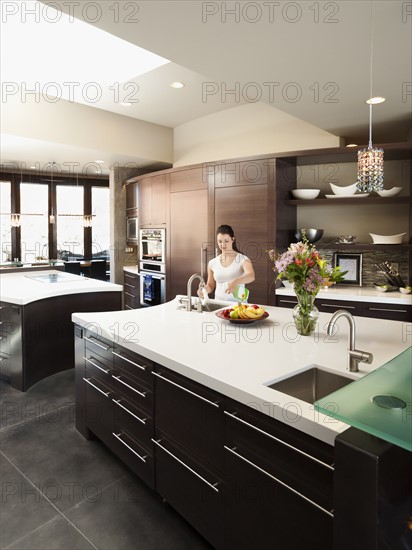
[209,253,250,301]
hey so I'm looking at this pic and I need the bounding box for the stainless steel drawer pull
[224,446,333,518]
[124,292,135,298]
[152,439,219,493]
[84,336,111,351]
[320,303,355,310]
[83,377,110,398]
[112,399,147,424]
[279,299,297,304]
[369,307,407,313]
[112,351,146,371]
[113,432,147,462]
[152,372,220,408]
[124,283,136,289]
[83,356,111,374]
[224,411,334,471]
[125,305,133,310]
[112,375,147,398]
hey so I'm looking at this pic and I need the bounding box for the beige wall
[173,102,342,167]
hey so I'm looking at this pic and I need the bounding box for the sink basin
[202,302,227,312]
[266,367,354,404]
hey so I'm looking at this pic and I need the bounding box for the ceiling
[1,0,411,174]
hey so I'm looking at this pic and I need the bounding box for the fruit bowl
[216,304,269,324]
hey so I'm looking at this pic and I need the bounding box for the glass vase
[293,291,319,336]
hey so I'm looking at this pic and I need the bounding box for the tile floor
[0,370,212,550]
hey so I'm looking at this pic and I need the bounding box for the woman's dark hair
[216,224,241,253]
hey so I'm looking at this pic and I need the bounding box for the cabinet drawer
[275,296,298,309]
[84,332,113,364]
[83,369,114,445]
[111,429,154,488]
[153,437,223,549]
[83,353,112,383]
[362,303,412,322]
[224,405,334,514]
[316,298,363,316]
[113,391,153,447]
[112,347,152,385]
[153,368,224,472]
[112,369,153,414]
[124,291,139,310]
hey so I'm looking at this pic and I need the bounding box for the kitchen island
[72,297,411,550]
[0,270,122,391]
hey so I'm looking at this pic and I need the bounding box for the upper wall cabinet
[138,174,167,227]
[126,182,138,216]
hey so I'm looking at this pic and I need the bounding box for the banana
[244,307,261,319]
[239,306,249,319]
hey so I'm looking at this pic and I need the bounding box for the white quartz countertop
[276,286,412,305]
[123,266,139,275]
[72,296,411,447]
[0,270,123,305]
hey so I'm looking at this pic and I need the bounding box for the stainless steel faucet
[327,310,373,372]
[186,274,205,312]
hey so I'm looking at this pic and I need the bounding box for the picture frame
[334,253,363,286]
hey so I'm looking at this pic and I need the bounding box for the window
[20,183,49,263]
[56,185,84,260]
[0,181,12,262]
[91,187,110,259]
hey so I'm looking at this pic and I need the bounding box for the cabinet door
[151,174,167,226]
[362,302,412,322]
[215,184,269,305]
[126,182,138,214]
[139,179,152,226]
[169,189,208,298]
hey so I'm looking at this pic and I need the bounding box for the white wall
[173,102,342,167]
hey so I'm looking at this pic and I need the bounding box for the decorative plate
[325,193,370,199]
[215,310,269,324]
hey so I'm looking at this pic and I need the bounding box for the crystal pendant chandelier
[356,3,384,193]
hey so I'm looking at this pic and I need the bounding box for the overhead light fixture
[47,162,56,224]
[170,81,185,89]
[10,213,21,227]
[121,102,132,107]
[346,144,358,147]
[95,160,105,164]
[366,97,386,104]
[357,2,384,193]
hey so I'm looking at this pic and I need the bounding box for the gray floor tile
[66,476,212,550]
[0,453,58,548]
[6,515,95,550]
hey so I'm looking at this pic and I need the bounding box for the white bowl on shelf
[399,287,411,294]
[329,182,358,196]
[369,232,406,244]
[291,189,320,200]
[376,187,402,197]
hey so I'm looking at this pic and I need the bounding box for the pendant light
[357,2,384,193]
[48,162,56,224]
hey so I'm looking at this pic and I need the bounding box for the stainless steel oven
[139,228,166,306]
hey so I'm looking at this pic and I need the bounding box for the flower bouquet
[267,236,347,335]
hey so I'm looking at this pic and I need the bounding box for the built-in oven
[126,217,138,241]
[139,228,166,307]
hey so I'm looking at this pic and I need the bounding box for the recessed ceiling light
[30,166,36,169]
[170,81,185,89]
[346,144,358,147]
[95,160,105,164]
[121,102,132,107]
[366,97,386,104]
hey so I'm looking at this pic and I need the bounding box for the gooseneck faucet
[186,274,205,312]
[327,310,373,372]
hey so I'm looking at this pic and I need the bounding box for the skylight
[1,1,170,103]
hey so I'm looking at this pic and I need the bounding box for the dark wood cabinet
[123,270,140,309]
[224,400,334,550]
[126,182,138,215]
[275,294,411,321]
[138,175,167,227]
[153,366,225,548]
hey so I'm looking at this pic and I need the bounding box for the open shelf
[286,197,410,206]
[316,243,412,251]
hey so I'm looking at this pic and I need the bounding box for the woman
[200,224,255,302]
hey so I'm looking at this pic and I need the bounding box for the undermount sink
[266,367,355,404]
[176,298,227,312]
[202,302,227,312]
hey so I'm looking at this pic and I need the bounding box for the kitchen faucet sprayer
[186,274,206,312]
[327,310,373,372]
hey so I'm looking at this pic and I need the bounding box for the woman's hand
[225,281,237,294]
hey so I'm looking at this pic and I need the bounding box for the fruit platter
[216,303,269,324]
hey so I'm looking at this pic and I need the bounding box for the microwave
[126,217,138,241]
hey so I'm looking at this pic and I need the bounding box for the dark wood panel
[215,184,269,305]
[170,167,207,193]
[151,174,167,226]
[169,189,208,299]
[126,182,138,213]
[214,159,269,188]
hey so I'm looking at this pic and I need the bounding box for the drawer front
[112,369,153,414]
[225,405,334,514]
[83,353,113,383]
[123,291,139,310]
[153,368,224,472]
[362,303,412,322]
[111,429,154,488]
[316,298,363,316]
[113,391,153,447]
[124,272,139,285]
[112,347,153,385]
[153,437,223,549]
[275,296,297,309]
[83,369,114,444]
[84,331,114,364]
